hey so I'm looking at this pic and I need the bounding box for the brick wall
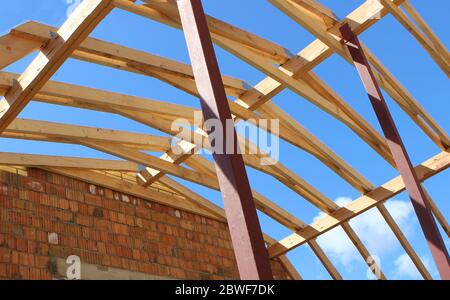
[0,168,289,280]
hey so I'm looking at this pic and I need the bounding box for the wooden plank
[0,71,200,123]
[401,1,450,67]
[7,21,248,97]
[268,151,450,258]
[0,152,139,171]
[380,0,449,76]
[271,0,450,151]
[0,0,116,132]
[4,118,171,152]
[0,33,40,69]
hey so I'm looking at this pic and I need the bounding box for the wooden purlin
[3,118,172,152]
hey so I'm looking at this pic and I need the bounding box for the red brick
[24,179,46,193]
[65,189,84,202]
[111,223,128,235]
[35,256,49,268]
[19,266,30,279]
[104,188,114,199]
[170,267,186,279]
[76,215,93,227]
[85,194,102,207]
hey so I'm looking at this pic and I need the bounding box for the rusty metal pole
[177,0,273,280]
[340,23,450,279]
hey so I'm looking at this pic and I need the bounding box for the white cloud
[314,197,416,270]
[393,253,432,280]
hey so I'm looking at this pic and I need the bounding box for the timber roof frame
[0,0,448,280]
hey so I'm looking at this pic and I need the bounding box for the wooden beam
[0,32,40,69]
[6,21,249,97]
[268,151,450,258]
[0,71,200,123]
[380,0,450,76]
[3,118,171,152]
[289,0,338,27]
[270,0,450,151]
[0,0,116,132]
[401,1,450,68]
[0,152,139,171]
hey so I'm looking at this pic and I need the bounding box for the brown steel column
[340,23,450,279]
[177,0,273,280]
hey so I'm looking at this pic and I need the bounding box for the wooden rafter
[3,21,248,97]
[380,0,450,76]
[3,118,171,152]
[0,152,139,172]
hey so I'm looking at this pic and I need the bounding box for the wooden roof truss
[0,0,449,279]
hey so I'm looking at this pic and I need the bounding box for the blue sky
[0,0,449,279]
